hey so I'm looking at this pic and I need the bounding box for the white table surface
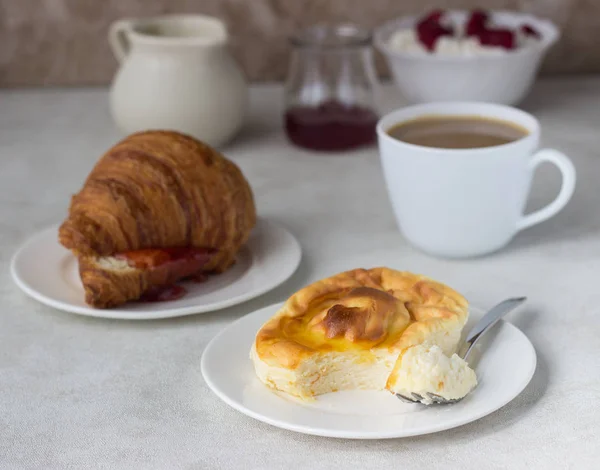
[1,81,599,469]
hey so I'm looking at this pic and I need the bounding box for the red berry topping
[478,28,516,50]
[417,21,453,51]
[521,24,541,38]
[466,9,489,36]
[416,10,453,51]
[420,9,445,25]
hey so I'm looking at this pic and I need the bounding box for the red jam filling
[115,247,216,303]
[139,285,187,302]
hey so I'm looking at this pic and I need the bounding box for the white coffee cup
[376,102,576,258]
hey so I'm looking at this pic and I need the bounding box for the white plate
[11,219,301,320]
[201,303,536,439]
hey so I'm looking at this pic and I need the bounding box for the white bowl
[374,11,560,105]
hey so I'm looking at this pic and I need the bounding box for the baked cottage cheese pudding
[387,344,477,404]
[250,267,477,402]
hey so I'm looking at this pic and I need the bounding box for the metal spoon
[395,296,527,405]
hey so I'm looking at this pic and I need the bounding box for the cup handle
[109,20,132,63]
[516,149,576,231]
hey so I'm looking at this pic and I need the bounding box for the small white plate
[201,303,536,439]
[11,219,301,320]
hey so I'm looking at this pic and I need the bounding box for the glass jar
[284,24,379,152]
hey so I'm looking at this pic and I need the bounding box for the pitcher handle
[516,149,576,231]
[109,19,132,63]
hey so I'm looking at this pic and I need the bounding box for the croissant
[250,267,469,399]
[59,130,256,308]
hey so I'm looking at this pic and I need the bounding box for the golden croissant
[59,130,256,308]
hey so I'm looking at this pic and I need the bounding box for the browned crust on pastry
[59,130,256,307]
[254,267,468,369]
[78,257,147,309]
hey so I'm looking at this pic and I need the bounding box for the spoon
[395,296,527,405]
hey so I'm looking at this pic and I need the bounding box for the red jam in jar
[284,24,379,152]
[284,100,378,151]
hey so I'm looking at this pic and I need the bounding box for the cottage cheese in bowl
[375,10,560,104]
[387,9,543,57]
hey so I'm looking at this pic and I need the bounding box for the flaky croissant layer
[59,130,256,307]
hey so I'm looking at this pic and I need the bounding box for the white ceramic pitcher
[109,15,247,147]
